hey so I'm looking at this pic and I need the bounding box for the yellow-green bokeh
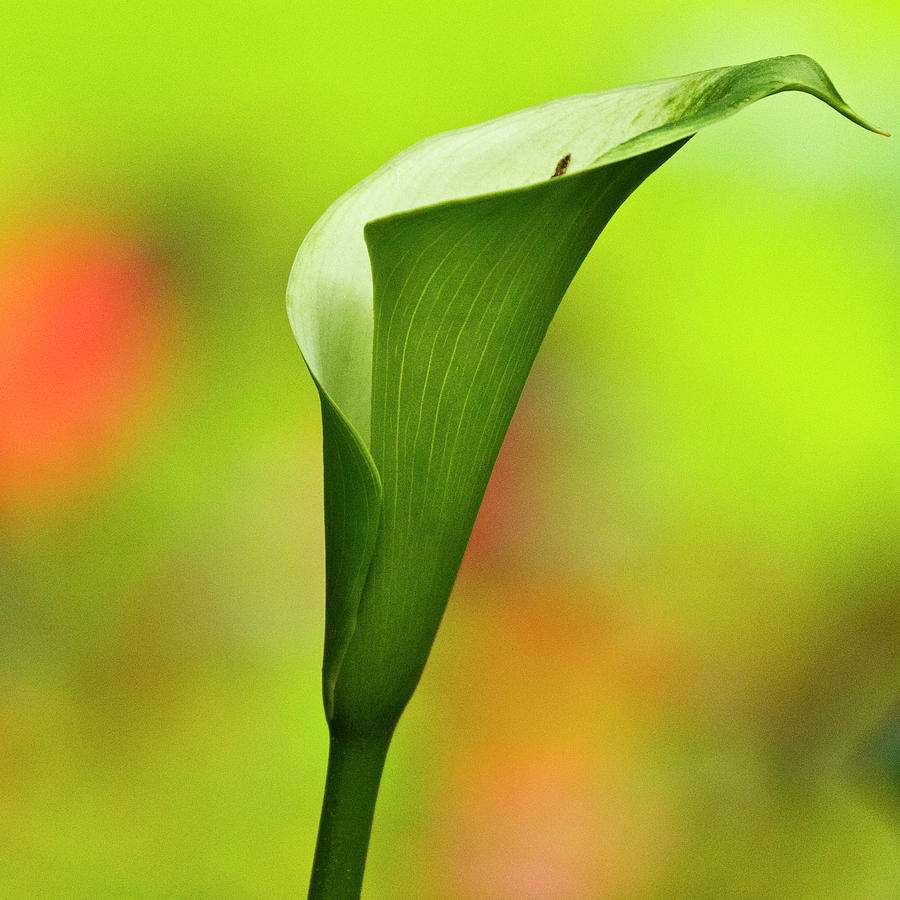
[2,2,898,896]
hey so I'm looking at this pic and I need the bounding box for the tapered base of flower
[308,725,394,899]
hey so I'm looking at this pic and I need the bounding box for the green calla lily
[287,54,885,898]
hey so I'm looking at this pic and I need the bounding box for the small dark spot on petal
[551,153,571,178]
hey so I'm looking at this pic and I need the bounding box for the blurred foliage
[2,1,898,897]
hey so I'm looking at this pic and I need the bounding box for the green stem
[308,725,394,899]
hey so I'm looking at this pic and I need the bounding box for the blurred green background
[2,3,898,897]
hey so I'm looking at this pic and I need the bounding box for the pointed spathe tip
[837,102,890,137]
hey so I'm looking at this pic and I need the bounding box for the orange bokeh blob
[0,219,171,510]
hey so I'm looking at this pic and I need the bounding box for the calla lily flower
[287,54,885,899]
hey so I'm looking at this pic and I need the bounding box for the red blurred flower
[0,219,170,511]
